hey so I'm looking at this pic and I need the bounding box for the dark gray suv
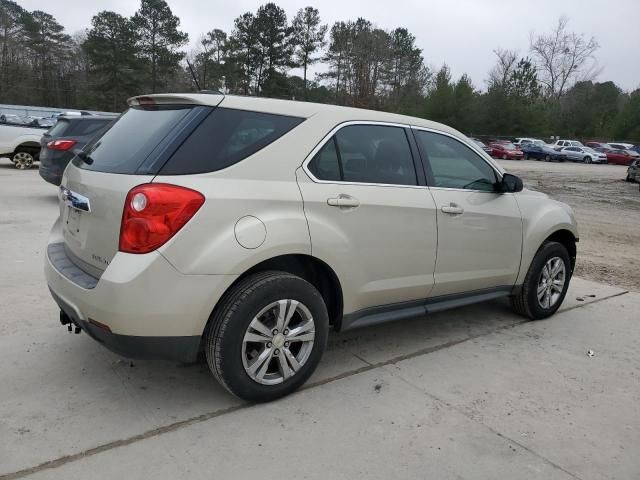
[39,115,117,185]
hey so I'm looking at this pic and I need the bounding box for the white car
[553,139,584,150]
[561,146,608,164]
[45,93,579,401]
[514,137,542,147]
[0,122,47,168]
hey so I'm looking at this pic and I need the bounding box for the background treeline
[1,0,638,140]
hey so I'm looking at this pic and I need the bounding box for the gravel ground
[499,159,640,292]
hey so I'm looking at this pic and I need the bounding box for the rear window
[67,119,113,137]
[159,108,304,175]
[75,106,193,174]
[46,119,69,137]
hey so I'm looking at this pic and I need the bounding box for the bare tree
[529,16,599,99]
[487,48,517,88]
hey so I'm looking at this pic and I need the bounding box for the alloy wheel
[241,299,315,385]
[537,257,566,309]
[13,152,34,170]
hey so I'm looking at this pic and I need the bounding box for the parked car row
[470,136,639,166]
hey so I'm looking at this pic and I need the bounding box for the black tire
[545,155,551,162]
[205,271,329,402]
[626,174,632,182]
[584,156,592,164]
[502,154,508,160]
[511,241,572,320]
[524,153,529,160]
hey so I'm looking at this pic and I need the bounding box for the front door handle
[327,195,360,208]
[441,203,464,215]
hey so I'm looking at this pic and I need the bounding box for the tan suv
[45,93,578,401]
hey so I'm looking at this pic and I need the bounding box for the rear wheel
[12,150,34,169]
[545,155,551,162]
[502,154,508,160]
[512,241,571,320]
[205,271,329,402]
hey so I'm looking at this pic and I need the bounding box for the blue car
[521,143,567,162]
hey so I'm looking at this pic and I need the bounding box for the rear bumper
[45,219,238,361]
[38,150,69,186]
[52,290,201,362]
[39,164,63,185]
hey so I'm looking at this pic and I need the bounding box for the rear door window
[159,108,304,175]
[307,124,418,186]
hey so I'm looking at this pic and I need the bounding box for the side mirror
[497,173,523,193]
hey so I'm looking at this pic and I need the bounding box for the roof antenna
[185,58,201,91]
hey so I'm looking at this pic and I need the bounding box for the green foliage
[291,6,327,96]
[424,65,455,125]
[83,11,140,111]
[614,90,640,141]
[132,0,188,93]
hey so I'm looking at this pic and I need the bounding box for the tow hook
[59,311,82,334]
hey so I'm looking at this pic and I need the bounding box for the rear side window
[76,106,193,174]
[308,125,417,186]
[308,138,341,181]
[159,108,304,175]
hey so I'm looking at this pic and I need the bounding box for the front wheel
[502,154,508,160]
[512,241,571,320]
[584,156,592,164]
[205,271,329,402]
[545,155,551,162]
[524,153,529,160]
[12,150,35,169]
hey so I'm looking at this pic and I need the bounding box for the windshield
[502,143,516,150]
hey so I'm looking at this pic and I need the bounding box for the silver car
[45,93,578,401]
[561,146,608,164]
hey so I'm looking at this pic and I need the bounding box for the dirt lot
[498,159,640,291]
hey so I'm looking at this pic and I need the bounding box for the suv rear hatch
[60,95,222,277]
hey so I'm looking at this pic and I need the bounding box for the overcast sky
[18,0,640,92]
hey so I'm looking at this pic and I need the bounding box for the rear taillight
[119,184,205,254]
[47,139,77,151]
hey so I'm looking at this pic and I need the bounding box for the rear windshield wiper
[73,149,93,165]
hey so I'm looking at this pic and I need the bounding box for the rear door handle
[327,195,360,208]
[441,203,464,215]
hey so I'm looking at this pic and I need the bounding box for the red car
[489,142,524,160]
[585,141,610,149]
[594,147,635,166]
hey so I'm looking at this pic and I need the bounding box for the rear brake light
[119,184,205,254]
[132,96,156,107]
[47,139,77,151]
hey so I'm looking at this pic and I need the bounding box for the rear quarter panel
[155,115,332,275]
